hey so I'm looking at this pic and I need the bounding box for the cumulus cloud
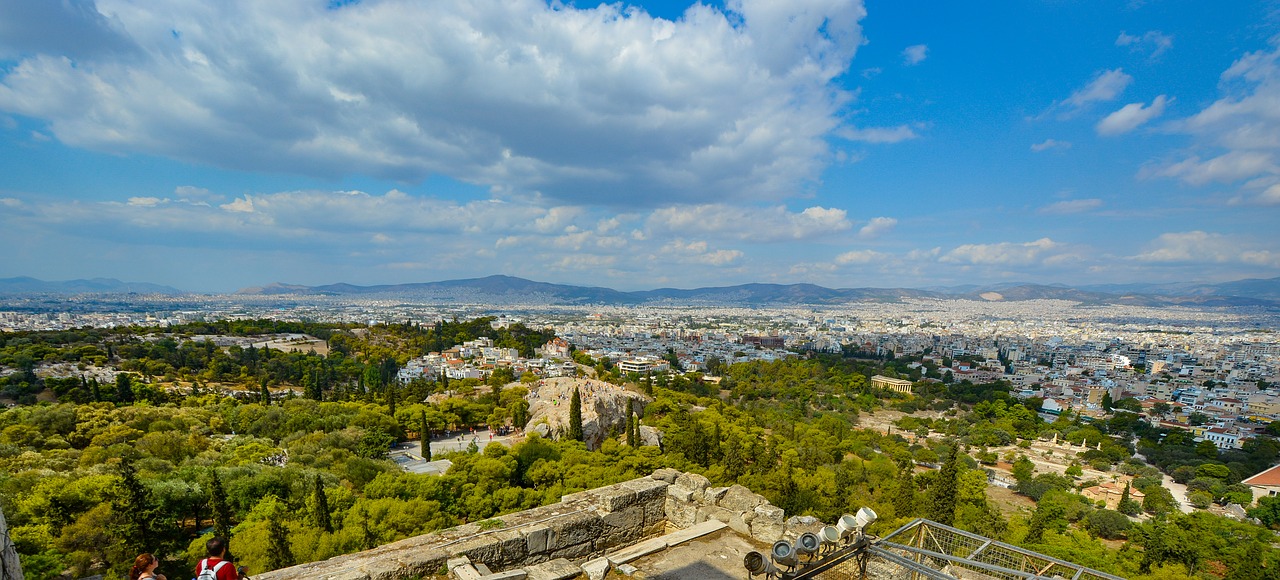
[1065,69,1133,108]
[660,240,743,266]
[940,238,1062,266]
[0,0,869,206]
[1097,95,1168,135]
[1148,39,1280,204]
[1038,199,1102,215]
[1030,139,1071,152]
[902,44,928,65]
[1134,231,1280,267]
[857,216,897,238]
[1116,30,1173,58]
[646,204,852,241]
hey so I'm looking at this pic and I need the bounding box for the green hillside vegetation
[0,322,1276,579]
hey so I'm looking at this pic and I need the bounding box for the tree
[208,469,233,548]
[115,373,135,404]
[1084,509,1130,539]
[568,387,583,442]
[1118,482,1141,516]
[1101,391,1113,412]
[1153,401,1171,417]
[114,458,152,554]
[264,496,295,571]
[927,447,960,525]
[420,410,432,462]
[311,475,332,533]
[893,464,916,518]
[260,376,271,405]
[625,411,635,447]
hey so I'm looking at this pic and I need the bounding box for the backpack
[196,559,229,580]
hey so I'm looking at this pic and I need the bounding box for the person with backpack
[193,537,241,580]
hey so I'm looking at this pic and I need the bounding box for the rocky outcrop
[524,378,649,450]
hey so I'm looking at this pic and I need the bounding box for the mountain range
[4,274,1279,307]
[234,274,1280,307]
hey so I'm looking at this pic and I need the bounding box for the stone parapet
[254,470,791,580]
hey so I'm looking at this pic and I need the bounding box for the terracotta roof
[1243,463,1280,486]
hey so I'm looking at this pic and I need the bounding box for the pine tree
[265,497,295,570]
[711,422,724,462]
[260,376,271,405]
[115,373,135,404]
[312,475,332,533]
[927,447,960,525]
[208,469,233,547]
[420,410,432,462]
[893,463,917,518]
[114,458,152,554]
[568,387,584,441]
[724,434,746,482]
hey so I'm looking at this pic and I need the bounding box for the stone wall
[255,470,795,580]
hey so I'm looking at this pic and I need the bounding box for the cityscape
[4,0,1280,579]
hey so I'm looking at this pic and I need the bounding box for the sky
[1,0,1279,293]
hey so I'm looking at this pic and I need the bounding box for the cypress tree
[115,373,135,404]
[893,463,917,518]
[265,497,295,570]
[387,381,397,417]
[625,411,635,447]
[420,410,432,462]
[260,376,271,405]
[568,387,584,441]
[208,469,233,548]
[312,475,332,533]
[928,447,960,525]
[115,458,151,553]
[632,411,641,447]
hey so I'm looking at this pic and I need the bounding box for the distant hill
[0,276,182,295]
[230,275,1280,307]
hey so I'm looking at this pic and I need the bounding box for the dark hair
[206,537,227,558]
[129,553,156,580]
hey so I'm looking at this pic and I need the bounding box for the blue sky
[1,0,1278,292]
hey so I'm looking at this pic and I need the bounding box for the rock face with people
[524,377,651,450]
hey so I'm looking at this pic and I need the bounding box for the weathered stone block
[549,540,594,560]
[599,505,645,546]
[751,503,786,543]
[523,524,551,555]
[674,472,710,493]
[620,477,669,505]
[453,536,506,567]
[642,496,666,527]
[695,504,735,525]
[592,485,638,512]
[727,511,752,536]
[651,468,680,483]
[524,558,583,580]
[664,495,697,528]
[701,486,729,504]
[718,485,766,512]
[491,530,529,566]
[547,511,601,550]
[666,485,695,502]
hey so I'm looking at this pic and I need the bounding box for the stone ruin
[256,469,802,580]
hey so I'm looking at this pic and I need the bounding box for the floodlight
[771,540,798,569]
[795,532,820,560]
[854,507,878,530]
[818,525,841,549]
[836,514,858,540]
[744,551,779,577]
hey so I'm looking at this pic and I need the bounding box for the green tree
[893,464,916,518]
[1118,482,1141,516]
[420,410,432,462]
[1101,391,1113,412]
[312,475,332,533]
[260,376,271,405]
[114,458,152,554]
[568,387,583,442]
[115,373,135,404]
[927,447,960,525]
[264,497,295,571]
[208,469,233,548]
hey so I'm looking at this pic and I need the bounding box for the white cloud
[1134,231,1280,267]
[1116,30,1173,58]
[1065,69,1133,108]
[0,198,22,207]
[1097,95,1168,135]
[940,238,1061,266]
[660,240,743,266]
[1038,199,1102,215]
[0,0,868,207]
[838,125,919,143]
[1149,39,1280,204]
[902,44,928,65]
[1030,139,1071,152]
[647,204,852,241]
[834,249,885,264]
[857,216,897,238]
